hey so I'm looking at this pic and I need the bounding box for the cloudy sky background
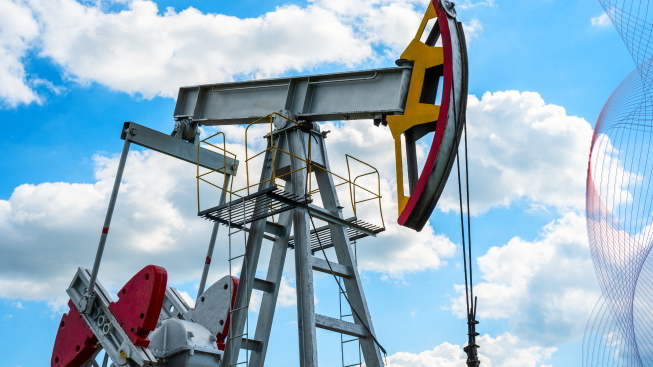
[0,0,636,366]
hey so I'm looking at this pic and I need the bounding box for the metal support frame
[198,173,232,299]
[313,143,384,367]
[77,122,240,366]
[175,67,412,125]
[84,137,131,313]
[219,114,383,367]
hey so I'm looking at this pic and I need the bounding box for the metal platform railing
[195,113,385,231]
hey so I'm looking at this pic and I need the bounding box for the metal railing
[195,112,385,228]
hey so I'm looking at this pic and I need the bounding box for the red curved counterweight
[51,265,167,367]
[108,265,168,347]
[51,300,98,367]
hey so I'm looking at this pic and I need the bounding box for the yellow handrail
[197,113,384,229]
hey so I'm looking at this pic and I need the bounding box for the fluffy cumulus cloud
[591,12,612,28]
[311,120,458,276]
[450,211,599,345]
[0,151,217,304]
[0,117,457,307]
[0,0,484,105]
[387,332,556,367]
[0,0,40,106]
[439,91,594,215]
[457,0,497,10]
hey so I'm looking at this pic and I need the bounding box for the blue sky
[0,0,635,366]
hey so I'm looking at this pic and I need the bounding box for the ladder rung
[229,254,246,261]
[311,256,353,278]
[253,278,275,293]
[264,221,286,237]
[341,314,352,317]
[344,364,363,367]
[241,337,263,351]
[342,338,359,344]
[315,314,367,338]
[229,362,249,367]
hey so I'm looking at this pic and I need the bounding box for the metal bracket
[121,121,238,175]
[66,268,156,367]
[440,0,457,18]
[160,287,191,321]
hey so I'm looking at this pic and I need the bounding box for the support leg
[288,129,318,367]
[249,183,295,367]
[198,173,232,299]
[222,147,278,367]
[314,168,384,367]
[85,137,131,313]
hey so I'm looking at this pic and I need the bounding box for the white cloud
[0,150,223,305]
[315,120,457,277]
[0,115,458,306]
[591,12,612,28]
[1,0,484,105]
[177,290,195,308]
[439,91,594,215]
[463,19,483,44]
[277,276,297,307]
[457,0,497,10]
[0,0,41,107]
[26,0,376,99]
[12,301,24,309]
[450,211,599,345]
[0,90,596,305]
[387,332,556,367]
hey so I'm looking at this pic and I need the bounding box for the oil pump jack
[50,1,479,366]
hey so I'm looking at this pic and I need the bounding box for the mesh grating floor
[288,219,384,253]
[199,186,311,228]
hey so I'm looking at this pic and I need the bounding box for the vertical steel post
[288,127,318,367]
[85,137,131,311]
[197,173,231,299]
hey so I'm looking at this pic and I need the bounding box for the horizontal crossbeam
[121,121,238,174]
[175,66,412,125]
[315,314,367,339]
[311,257,353,279]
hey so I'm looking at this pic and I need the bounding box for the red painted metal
[216,276,240,351]
[205,256,212,265]
[51,300,97,367]
[108,265,168,347]
[102,227,109,234]
[397,0,454,227]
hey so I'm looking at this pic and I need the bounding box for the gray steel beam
[253,277,275,293]
[287,127,318,367]
[85,137,130,313]
[241,338,262,352]
[174,66,412,125]
[198,173,232,299]
[314,148,384,367]
[315,314,367,339]
[311,257,353,279]
[220,143,276,367]
[121,121,238,175]
[302,205,377,238]
[249,183,296,367]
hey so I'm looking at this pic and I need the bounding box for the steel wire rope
[452,76,479,365]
